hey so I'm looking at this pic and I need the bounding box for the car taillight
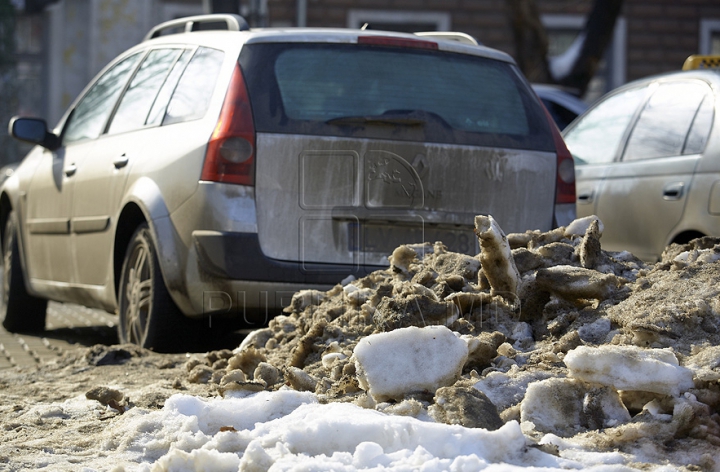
[357,35,438,50]
[201,63,255,186]
[543,108,575,205]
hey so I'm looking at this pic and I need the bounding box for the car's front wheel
[118,223,191,352]
[1,212,48,332]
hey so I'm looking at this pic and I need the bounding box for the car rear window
[239,43,554,151]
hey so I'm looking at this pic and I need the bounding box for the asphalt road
[0,303,250,370]
[0,302,118,370]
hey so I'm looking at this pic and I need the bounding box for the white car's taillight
[201,63,256,186]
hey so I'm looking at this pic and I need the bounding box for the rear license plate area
[349,222,477,256]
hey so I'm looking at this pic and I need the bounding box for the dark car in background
[532,84,589,131]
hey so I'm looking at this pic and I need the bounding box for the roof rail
[144,14,250,41]
[682,54,720,70]
[414,31,479,46]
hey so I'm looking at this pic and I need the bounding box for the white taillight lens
[219,137,253,164]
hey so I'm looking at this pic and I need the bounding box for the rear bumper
[185,230,385,320]
[193,230,383,284]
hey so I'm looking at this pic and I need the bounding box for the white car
[4,14,575,351]
[564,57,719,261]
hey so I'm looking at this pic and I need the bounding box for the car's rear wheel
[1,212,48,332]
[118,223,191,352]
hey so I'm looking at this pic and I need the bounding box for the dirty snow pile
[3,215,720,471]
[83,214,717,471]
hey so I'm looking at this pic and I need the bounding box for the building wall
[11,0,720,137]
[44,0,203,126]
[267,0,720,85]
[624,1,720,80]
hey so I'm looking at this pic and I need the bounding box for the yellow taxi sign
[682,55,720,70]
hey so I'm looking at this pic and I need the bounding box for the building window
[541,14,626,102]
[347,10,451,33]
[700,20,720,55]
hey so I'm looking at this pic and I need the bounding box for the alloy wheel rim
[123,241,153,344]
[2,231,11,306]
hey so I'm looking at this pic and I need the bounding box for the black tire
[118,223,194,352]
[1,212,48,332]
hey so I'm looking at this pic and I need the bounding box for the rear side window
[146,49,193,126]
[163,47,224,125]
[623,82,709,161]
[108,48,184,135]
[683,93,714,155]
[563,86,647,166]
[239,43,554,150]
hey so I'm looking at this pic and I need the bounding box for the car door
[70,48,191,286]
[564,85,650,218]
[594,81,711,260]
[24,52,141,284]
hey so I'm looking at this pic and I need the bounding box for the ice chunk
[564,345,694,397]
[521,378,630,437]
[474,215,520,298]
[474,369,554,412]
[354,326,468,402]
[577,318,611,344]
[535,265,620,301]
[564,215,604,237]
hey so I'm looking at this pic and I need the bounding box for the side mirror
[8,117,60,151]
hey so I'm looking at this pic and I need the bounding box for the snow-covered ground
[100,334,707,471]
[1,215,719,471]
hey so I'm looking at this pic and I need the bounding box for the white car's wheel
[1,212,47,332]
[118,223,188,352]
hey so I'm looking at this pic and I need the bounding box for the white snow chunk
[474,369,554,412]
[340,274,356,286]
[520,378,630,437]
[113,391,577,471]
[322,352,347,368]
[673,248,720,268]
[577,317,612,344]
[511,322,534,350]
[685,345,720,382]
[354,326,468,402]
[564,345,694,397]
[564,215,604,238]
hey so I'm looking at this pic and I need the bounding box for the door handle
[577,190,594,204]
[64,164,77,177]
[113,154,129,169]
[663,182,684,201]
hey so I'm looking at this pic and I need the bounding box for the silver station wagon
[3,14,575,351]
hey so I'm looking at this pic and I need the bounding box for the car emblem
[411,153,429,180]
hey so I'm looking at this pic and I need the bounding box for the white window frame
[700,19,720,55]
[541,14,626,90]
[347,10,451,32]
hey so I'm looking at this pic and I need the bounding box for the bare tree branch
[504,0,551,83]
[556,0,624,95]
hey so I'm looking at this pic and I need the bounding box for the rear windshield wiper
[326,114,426,127]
